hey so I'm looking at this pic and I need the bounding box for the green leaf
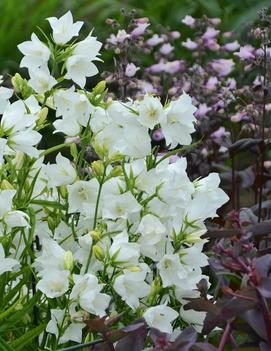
[10,324,46,350]
[197,0,221,16]
[0,336,16,351]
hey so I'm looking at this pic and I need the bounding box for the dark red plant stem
[258,292,271,347]
[231,155,236,209]
[258,41,267,223]
[218,322,231,351]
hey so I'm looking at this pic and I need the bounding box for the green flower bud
[91,160,105,176]
[37,107,48,126]
[93,81,106,95]
[93,245,105,261]
[0,180,14,190]
[90,230,102,243]
[64,250,74,271]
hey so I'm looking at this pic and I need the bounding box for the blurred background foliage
[0,0,270,73]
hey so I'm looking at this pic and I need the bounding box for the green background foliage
[0,0,270,73]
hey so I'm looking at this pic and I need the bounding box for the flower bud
[108,166,122,178]
[90,230,102,242]
[13,151,25,170]
[93,81,106,95]
[11,73,33,98]
[59,185,67,199]
[91,160,105,176]
[70,143,78,159]
[37,107,48,125]
[128,266,141,272]
[64,250,74,271]
[0,180,14,190]
[93,245,105,261]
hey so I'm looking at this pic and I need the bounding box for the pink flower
[182,38,198,50]
[202,27,220,40]
[211,126,226,139]
[208,18,221,26]
[211,59,235,76]
[223,41,240,52]
[195,103,212,118]
[182,15,195,27]
[234,45,255,60]
[231,112,247,122]
[146,34,164,46]
[125,63,140,77]
[152,128,164,141]
[130,23,150,38]
[160,43,174,55]
[205,39,220,51]
[205,76,218,91]
[170,31,181,39]
[226,78,236,89]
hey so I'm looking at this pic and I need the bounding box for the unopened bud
[13,151,25,170]
[91,160,105,176]
[64,251,74,271]
[70,143,78,159]
[90,230,102,242]
[108,166,122,178]
[37,107,48,125]
[0,179,14,190]
[93,245,105,261]
[59,185,67,199]
[128,266,141,272]
[93,81,106,95]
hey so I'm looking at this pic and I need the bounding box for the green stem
[155,139,202,167]
[39,142,72,158]
[84,166,107,274]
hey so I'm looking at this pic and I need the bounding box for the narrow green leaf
[10,324,46,350]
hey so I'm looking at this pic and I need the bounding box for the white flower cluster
[0,11,229,348]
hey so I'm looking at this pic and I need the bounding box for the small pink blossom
[205,76,218,91]
[170,31,181,39]
[205,39,220,51]
[182,15,195,27]
[182,38,198,50]
[146,34,164,46]
[130,23,150,38]
[152,128,164,141]
[211,59,235,76]
[202,27,220,40]
[125,63,140,77]
[223,41,240,52]
[195,103,211,118]
[234,45,255,60]
[208,18,221,26]
[211,126,226,139]
[160,43,174,55]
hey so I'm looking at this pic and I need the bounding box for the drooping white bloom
[28,68,57,93]
[64,33,102,88]
[137,214,166,245]
[102,192,141,220]
[137,95,166,129]
[0,189,16,217]
[180,306,206,333]
[0,244,20,275]
[113,264,150,309]
[71,274,110,316]
[187,173,229,221]
[46,309,84,344]
[0,86,13,114]
[161,91,197,147]
[36,269,70,298]
[157,254,187,288]
[1,100,42,158]
[143,305,178,334]
[67,179,99,216]
[47,11,83,45]
[4,210,30,228]
[17,33,51,70]
[45,153,77,188]
[109,232,140,266]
